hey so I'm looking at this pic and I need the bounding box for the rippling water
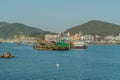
[0,43,120,80]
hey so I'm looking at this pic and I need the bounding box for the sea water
[0,43,120,80]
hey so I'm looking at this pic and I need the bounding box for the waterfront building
[45,34,58,42]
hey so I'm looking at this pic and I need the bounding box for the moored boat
[70,40,87,49]
[33,40,70,50]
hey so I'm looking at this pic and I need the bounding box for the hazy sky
[0,0,120,32]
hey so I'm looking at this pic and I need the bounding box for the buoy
[56,64,60,68]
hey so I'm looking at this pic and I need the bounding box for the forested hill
[65,20,120,36]
[0,22,45,39]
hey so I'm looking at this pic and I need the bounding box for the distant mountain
[0,22,48,39]
[65,20,120,36]
[0,22,10,27]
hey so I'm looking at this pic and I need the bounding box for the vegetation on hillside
[1,20,120,39]
[65,20,120,36]
[0,22,43,39]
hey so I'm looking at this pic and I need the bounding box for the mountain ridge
[1,20,120,39]
[65,20,120,36]
[0,22,46,39]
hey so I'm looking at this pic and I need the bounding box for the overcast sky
[0,0,120,32]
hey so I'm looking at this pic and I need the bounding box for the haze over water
[0,43,120,80]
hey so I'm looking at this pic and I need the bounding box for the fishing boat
[33,33,70,50]
[33,40,70,50]
[70,40,87,49]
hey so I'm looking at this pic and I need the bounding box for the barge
[33,40,70,50]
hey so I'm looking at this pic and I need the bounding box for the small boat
[70,40,87,49]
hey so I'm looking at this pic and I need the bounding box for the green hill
[0,22,45,39]
[65,20,120,36]
[0,22,10,27]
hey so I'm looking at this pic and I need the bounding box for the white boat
[70,40,87,49]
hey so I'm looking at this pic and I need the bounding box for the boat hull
[33,45,70,50]
[71,45,87,49]
[70,40,87,49]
